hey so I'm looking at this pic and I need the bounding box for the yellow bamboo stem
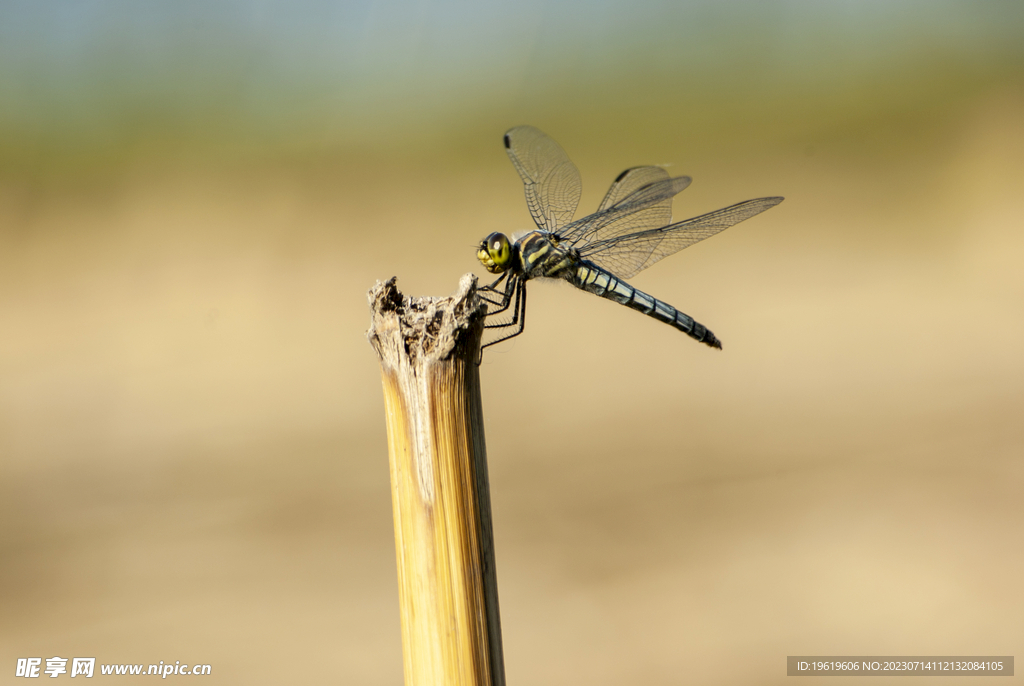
[366,274,504,686]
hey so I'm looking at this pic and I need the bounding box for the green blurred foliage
[1,0,1021,180]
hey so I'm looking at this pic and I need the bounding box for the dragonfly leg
[479,273,515,314]
[481,274,519,320]
[479,272,508,292]
[483,275,522,329]
[479,292,509,311]
[478,278,527,363]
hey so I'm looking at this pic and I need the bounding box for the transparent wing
[504,126,582,232]
[597,166,672,211]
[559,174,692,246]
[579,197,784,279]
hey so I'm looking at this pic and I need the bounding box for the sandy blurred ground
[2,71,1024,686]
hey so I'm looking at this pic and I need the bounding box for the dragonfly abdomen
[571,263,722,349]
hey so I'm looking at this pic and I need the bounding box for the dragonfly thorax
[477,232,513,274]
[516,231,577,280]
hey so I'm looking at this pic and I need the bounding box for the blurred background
[1,1,1022,684]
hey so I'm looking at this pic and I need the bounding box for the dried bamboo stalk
[366,274,504,686]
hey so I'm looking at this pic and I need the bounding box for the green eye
[478,232,511,273]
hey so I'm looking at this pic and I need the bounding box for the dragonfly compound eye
[478,232,511,273]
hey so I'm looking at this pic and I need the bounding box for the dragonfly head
[477,232,512,274]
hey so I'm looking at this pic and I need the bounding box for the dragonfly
[477,126,783,357]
